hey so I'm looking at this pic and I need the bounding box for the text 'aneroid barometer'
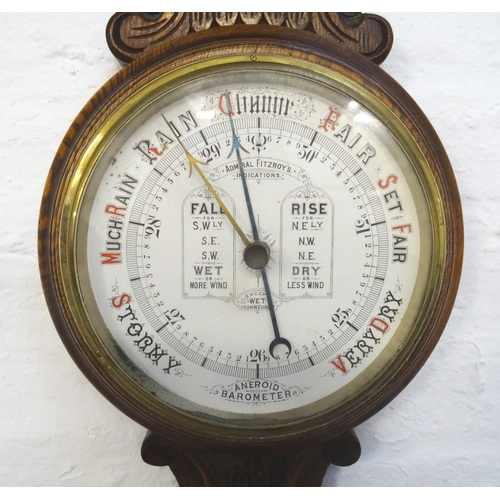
[39,13,463,486]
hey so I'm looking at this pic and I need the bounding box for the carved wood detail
[106,12,393,65]
[141,429,361,487]
[41,20,463,488]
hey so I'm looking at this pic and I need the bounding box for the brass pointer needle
[162,115,251,247]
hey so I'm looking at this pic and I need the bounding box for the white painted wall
[0,12,498,487]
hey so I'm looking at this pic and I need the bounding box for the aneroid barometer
[39,13,463,486]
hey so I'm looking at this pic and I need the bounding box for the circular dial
[41,35,462,447]
[81,66,431,419]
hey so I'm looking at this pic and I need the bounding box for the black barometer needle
[225,93,291,360]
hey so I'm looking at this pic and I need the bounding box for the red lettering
[377,174,398,190]
[218,92,233,116]
[100,252,122,265]
[369,317,389,334]
[110,292,131,309]
[105,204,126,217]
[392,223,413,233]
[149,147,163,157]
[319,107,341,132]
[330,355,347,373]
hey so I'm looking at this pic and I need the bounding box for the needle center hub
[244,241,271,270]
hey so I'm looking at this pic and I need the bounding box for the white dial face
[78,65,433,424]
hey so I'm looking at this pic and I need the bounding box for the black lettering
[178,110,198,132]
[163,356,182,374]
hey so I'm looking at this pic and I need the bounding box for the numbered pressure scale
[39,13,463,486]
